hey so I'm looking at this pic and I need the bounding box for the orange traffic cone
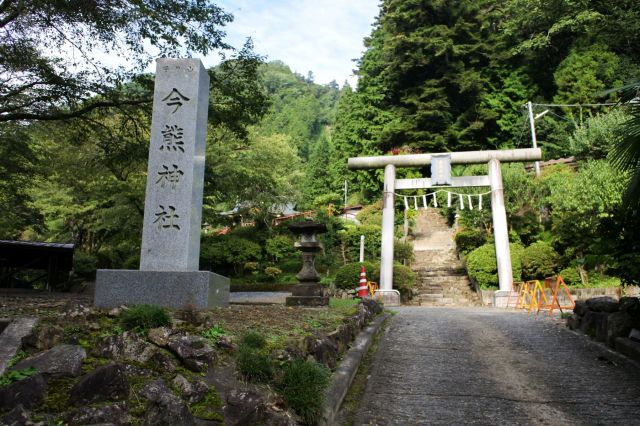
[356,264,369,298]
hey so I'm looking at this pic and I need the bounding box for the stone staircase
[409,209,481,307]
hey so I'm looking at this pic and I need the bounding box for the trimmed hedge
[465,243,524,289]
[333,261,415,301]
[521,241,558,280]
[454,228,487,256]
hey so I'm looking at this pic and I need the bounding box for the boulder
[619,297,640,319]
[607,311,637,348]
[566,313,581,331]
[573,300,588,317]
[70,363,130,405]
[307,336,338,368]
[0,374,46,411]
[0,404,30,426]
[579,311,598,336]
[166,335,215,372]
[224,390,265,426]
[14,344,85,377]
[172,374,208,404]
[585,296,619,313]
[93,331,157,364]
[594,312,609,342]
[147,327,174,347]
[327,324,354,355]
[22,323,64,351]
[140,380,195,426]
[148,350,177,374]
[66,402,130,426]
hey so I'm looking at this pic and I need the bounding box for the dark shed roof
[0,240,75,270]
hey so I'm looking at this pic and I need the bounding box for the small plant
[236,345,272,382]
[7,351,27,368]
[280,359,330,425]
[202,325,227,344]
[119,304,171,334]
[236,331,272,382]
[241,331,267,349]
[0,367,37,387]
[264,266,283,281]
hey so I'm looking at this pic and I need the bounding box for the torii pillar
[348,148,541,306]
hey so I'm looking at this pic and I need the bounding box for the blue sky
[208,0,380,86]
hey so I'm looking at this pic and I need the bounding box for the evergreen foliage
[119,305,171,334]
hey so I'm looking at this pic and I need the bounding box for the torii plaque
[348,148,542,306]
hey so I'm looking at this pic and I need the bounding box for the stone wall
[566,296,640,359]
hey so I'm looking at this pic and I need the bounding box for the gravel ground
[354,307,640,425]
[0,290,92,317]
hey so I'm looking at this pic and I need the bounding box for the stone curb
[319,313,390,426]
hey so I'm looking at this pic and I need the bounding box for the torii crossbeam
[348,148,542,306]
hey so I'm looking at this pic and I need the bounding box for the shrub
[278,258,303,273]
[119,305,171,334]
[72,251,98,279]
[236,331,271,382]
[200,235,262,275]
[281,359,330,425]
[339,225,381,263]
[559,267,582,287]
[356,201,383,226]
[454,228,487,256]
[394,240,414,264]
[264,235,297,262]
[389,263,415,302]
[263,266,282,281]
[521,241,559,280]
[465,243,524,289]
[241,331,267,349]
[265,235,296,262]
[334,261,376,290]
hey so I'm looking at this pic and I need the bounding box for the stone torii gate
[348,148,542,306]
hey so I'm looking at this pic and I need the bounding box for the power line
[529,102,618,108]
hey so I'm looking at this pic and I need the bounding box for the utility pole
[526,101,549,177]
[526,101,541,177]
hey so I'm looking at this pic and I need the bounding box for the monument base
[285,282,329,306]
[94,270,229,310]
[493,290,512,308]
[377,289,401,306]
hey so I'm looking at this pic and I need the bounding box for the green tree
[0,0,234,122]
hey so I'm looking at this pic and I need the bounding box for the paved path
[229,291,290,304]
[354,307,640,425]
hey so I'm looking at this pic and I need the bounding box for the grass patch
[329,298,359,309]
[236,331,272,382]
[189,387,224,421]
[280,359,330,425]
[120,304,171,335]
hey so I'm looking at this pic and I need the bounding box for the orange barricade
[547,275,575,316]
[367,281,383,302]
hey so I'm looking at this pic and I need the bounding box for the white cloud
[208,0,380,86]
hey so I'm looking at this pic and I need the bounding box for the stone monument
[285,221,329,306]
[94,58,229,310]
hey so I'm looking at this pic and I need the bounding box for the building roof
[0,240,75,270]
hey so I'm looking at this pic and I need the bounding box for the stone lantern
[285,220,329,306]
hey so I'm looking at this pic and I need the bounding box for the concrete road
[354,307,640,425]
